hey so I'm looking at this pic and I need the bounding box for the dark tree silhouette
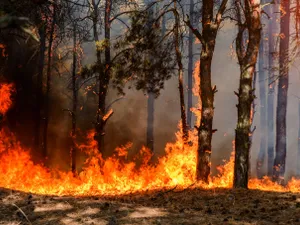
[267,1,279,177]
[273,0,290,184]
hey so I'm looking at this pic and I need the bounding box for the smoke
[2,16,300,180]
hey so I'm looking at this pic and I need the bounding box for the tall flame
[0,82,299,196]
[0,83,14,115]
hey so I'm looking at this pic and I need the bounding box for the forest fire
[0,83,299,197]
[3,0,300,223]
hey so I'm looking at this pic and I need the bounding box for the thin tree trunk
[187,0,194,129]
[35,25,46,154]
[267,0,278,177]
[234,0,261,189]
[71,23,77,174]
[43,8,56,160]
[297,99,300,177]
[256,30,267,178]
[173,2,188,142]
[95,0,112,153]
[273,0,290,184]
[146,3,156,152]
[90,0,112,154]
[147,92,154,152]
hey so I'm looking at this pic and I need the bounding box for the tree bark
[146,3,157,153]
[35,25,46,154]
[234,0,261,189]
[273,0,290,184]
[297,100,300,177]
[256,27,267,178]
[196,0,221,182]
[185,0,228,183]
[71,23,77,174]
[43,7,56,161]
[187,0,194,129]
[173,2,188,142]
[267,0,278,177]
[90,0,112,154]
[147,92,154,152]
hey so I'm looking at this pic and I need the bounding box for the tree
[80,6,175,154]
[71,22,78,174]
[273,0,290,184]
[146,3,156,153]
[185,0,228,182]
[35,23,46,155]
[297,98,300,177]
[173,1,188,142]
[256,3,267,178]
[187,0,195,129]
[0,15,39,41]
[42,4,57,160]
[233,0,261,189]
[94,0,112,152]
[267,0,279,177]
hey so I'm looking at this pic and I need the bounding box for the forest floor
[0,187,300,225]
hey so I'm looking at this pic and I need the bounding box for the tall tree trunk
[267,0,278,177]
[273,0,290,184]
[91,0,102,148]
[185,0,228,182]
[90,0,112,154]
[297,99,300,177]
[173,2,188,142]
[43,8,56,160]
[35,25,46,154]
[147,92,154,152]
[95,0,112,153]
[196,1,217,183]
[71,23,77,174]
[256,29,267,178]
[187,0,194,129]
[234,0,261,189]
[146,4,156,152]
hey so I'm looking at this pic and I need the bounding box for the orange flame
[0,82,299,196]
[0,83,14,115]
[191,60,201,126]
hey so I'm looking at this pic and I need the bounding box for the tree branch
[183,15,205,45]
[215,0,229,25]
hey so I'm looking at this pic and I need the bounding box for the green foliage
[111,10,175,97]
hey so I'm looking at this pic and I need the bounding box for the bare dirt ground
[0,187,300,225]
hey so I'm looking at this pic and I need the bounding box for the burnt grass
[0,187,300,225]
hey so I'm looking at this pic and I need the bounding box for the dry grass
[0,187,300,225]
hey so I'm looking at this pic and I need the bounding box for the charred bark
[42,7,56,160]
[173,3,188,142]
[185,0,228,182]
[145,4,157,153]
[92,0,112,154]
[297,100,300,177]
[267,0,278,177]
[234,0,261,189]
[256,29,267,178]
[71,23,77,174]
[147,92,154,152]
[34,25,46,154]
[187,0,194,129]
[273,0,290,184]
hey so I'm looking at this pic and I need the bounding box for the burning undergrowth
[0,82,299,197]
